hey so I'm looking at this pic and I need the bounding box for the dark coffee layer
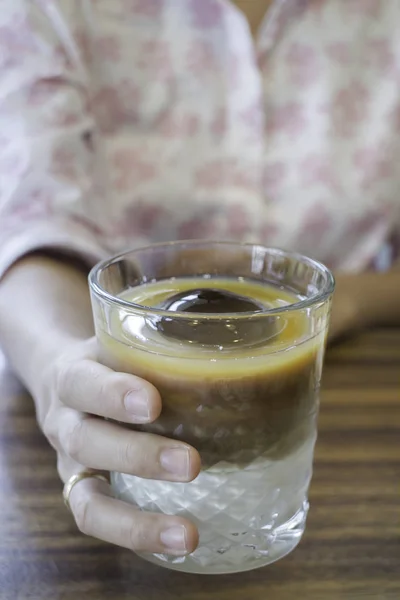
[98,276,326,467]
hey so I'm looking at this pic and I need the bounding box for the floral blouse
[1,0,400,277]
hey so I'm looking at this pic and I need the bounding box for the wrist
[27,333,80,402]
[0,255,94,397]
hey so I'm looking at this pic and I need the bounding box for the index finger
[57,358,162,424]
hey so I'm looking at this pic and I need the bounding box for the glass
[89,241,334,574]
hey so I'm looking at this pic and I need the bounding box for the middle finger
[61,415,201,482]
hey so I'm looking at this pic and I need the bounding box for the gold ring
[63,470,110,511]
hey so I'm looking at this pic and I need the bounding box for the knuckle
[64,420,85,461]
[118,438,152,476]
[119,440,138,472]
[119,433,154,477]
[97,375,113,405]
[42,410,59,450]
[98,372,127,414]
[55,360,77,404]
[73,495,92,535]
[86,361,103,386]
[127,519,151,551]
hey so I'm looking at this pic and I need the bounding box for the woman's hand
[0,256,202,556]
[0,256,201,555]
[39,336,201,555]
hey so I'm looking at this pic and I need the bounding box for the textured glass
[89,241,334,574]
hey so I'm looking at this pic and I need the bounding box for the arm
[353,270,400,328]
[0,255,94,415]
[0,0,105,278]
[329,269,400,341]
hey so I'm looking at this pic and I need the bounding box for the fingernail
[124,390,150,421]
[160,526,187,553]
[160,447,190,479]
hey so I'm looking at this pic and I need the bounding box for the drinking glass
[89,241,334,574]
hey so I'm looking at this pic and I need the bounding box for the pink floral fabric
[1,0,400,276]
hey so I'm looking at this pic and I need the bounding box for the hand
[38,337,201,556]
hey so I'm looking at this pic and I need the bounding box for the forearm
[353,271,400,328]
[0,255,94,399]
[333,270,400,335]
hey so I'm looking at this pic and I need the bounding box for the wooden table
[0,329,399,600]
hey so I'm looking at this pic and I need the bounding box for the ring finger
[68,475,198,555]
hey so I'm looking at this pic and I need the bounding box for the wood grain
[0,329,399,600]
